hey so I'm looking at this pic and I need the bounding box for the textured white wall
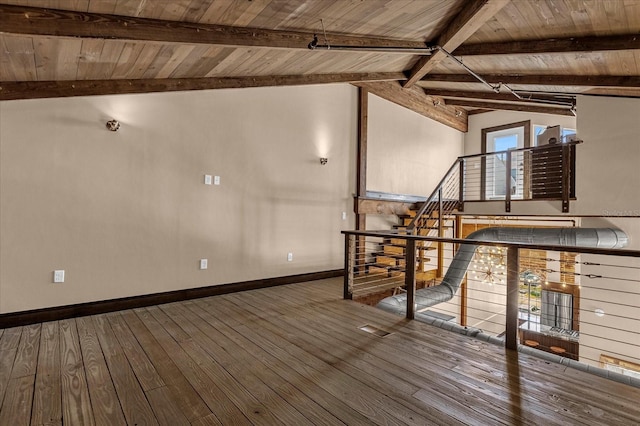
[0,84,357,313]
[367,93,464,197]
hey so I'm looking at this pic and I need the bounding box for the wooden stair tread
[382,242,437,250]
[373,251,431,261]
[370,263,406,272]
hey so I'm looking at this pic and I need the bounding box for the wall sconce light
[106,119,121,131]
[320,157,328,165]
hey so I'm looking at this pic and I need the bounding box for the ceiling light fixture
[320,157,328,165]
[471,246,506,285]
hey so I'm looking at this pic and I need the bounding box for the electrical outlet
[200,259,208,270]
[53,270,65,283]
[287,252,293,262]
[214,176,221,185]
[204,175,212,185]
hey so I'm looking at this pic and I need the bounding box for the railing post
[405,238,417,320]
[561,144,571,213]
[505,151,512,212]
[344,234,354,300]
[458,158,465,212]
[437,188,444,278]
[506,246,519,350]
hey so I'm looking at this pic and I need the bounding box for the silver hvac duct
[377,227,628,315]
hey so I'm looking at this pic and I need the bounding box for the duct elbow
[598,228,628,248]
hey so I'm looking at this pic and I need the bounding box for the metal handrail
[458,139,582,160]
[341,229,640,258]
[406,159,461,232]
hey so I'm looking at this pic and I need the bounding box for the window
[481,121,530,200]
[534,125,576,145]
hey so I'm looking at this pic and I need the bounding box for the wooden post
[456,215,467,326]
[506,246,520,350]
[505,150,512,212]
[458,158,465,212]
[344,234,354,300]
[355,88,368,270]
[354,87,369,269]
[437,188,444,278]
[405,238,417,320]
[356,87,368,202]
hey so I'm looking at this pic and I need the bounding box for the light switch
[214,176,221,185]
[287,252,293,262]
[342,211,347,220]
[204,175,212,185]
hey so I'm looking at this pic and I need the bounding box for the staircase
[352,161,462,303]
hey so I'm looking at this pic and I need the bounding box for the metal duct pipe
[377,227,628,314]
[307,35,436,55]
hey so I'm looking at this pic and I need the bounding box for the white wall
[574,95,640,215]
[367,93,464,196]
[0,84,357,313]
[574,96,640,368]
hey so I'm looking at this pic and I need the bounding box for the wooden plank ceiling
[1,0,640,130]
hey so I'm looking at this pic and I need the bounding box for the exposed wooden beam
[0,4,427,51]
[467,109,495,115]
[403,0,510,88]
[356,88,368,199]
[355,81,467,132]
[454,33,640,56]
[420,74,640,87]
[0,72,405,101]
[422,89,574,104]
[444,99,574,116]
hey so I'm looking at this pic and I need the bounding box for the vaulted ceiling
[2,0,639,131]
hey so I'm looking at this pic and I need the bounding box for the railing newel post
[458,158,465,212]
[344,234,354,300]
[506,246,519,350]
[405,237,417,320]
[562,143,571,213]
[505,150,512,212]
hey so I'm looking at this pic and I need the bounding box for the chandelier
[471,246,506,285]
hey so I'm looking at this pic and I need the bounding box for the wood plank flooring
[1,277,639,425]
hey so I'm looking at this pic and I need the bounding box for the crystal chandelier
[471,246,506,285]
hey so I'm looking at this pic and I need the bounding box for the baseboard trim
[0,269,344,328]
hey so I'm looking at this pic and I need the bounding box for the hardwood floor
[1,277,639,425]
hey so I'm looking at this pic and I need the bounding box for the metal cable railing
[342,229,640,386]
[407,141,580,243]
[460,140,580,212]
